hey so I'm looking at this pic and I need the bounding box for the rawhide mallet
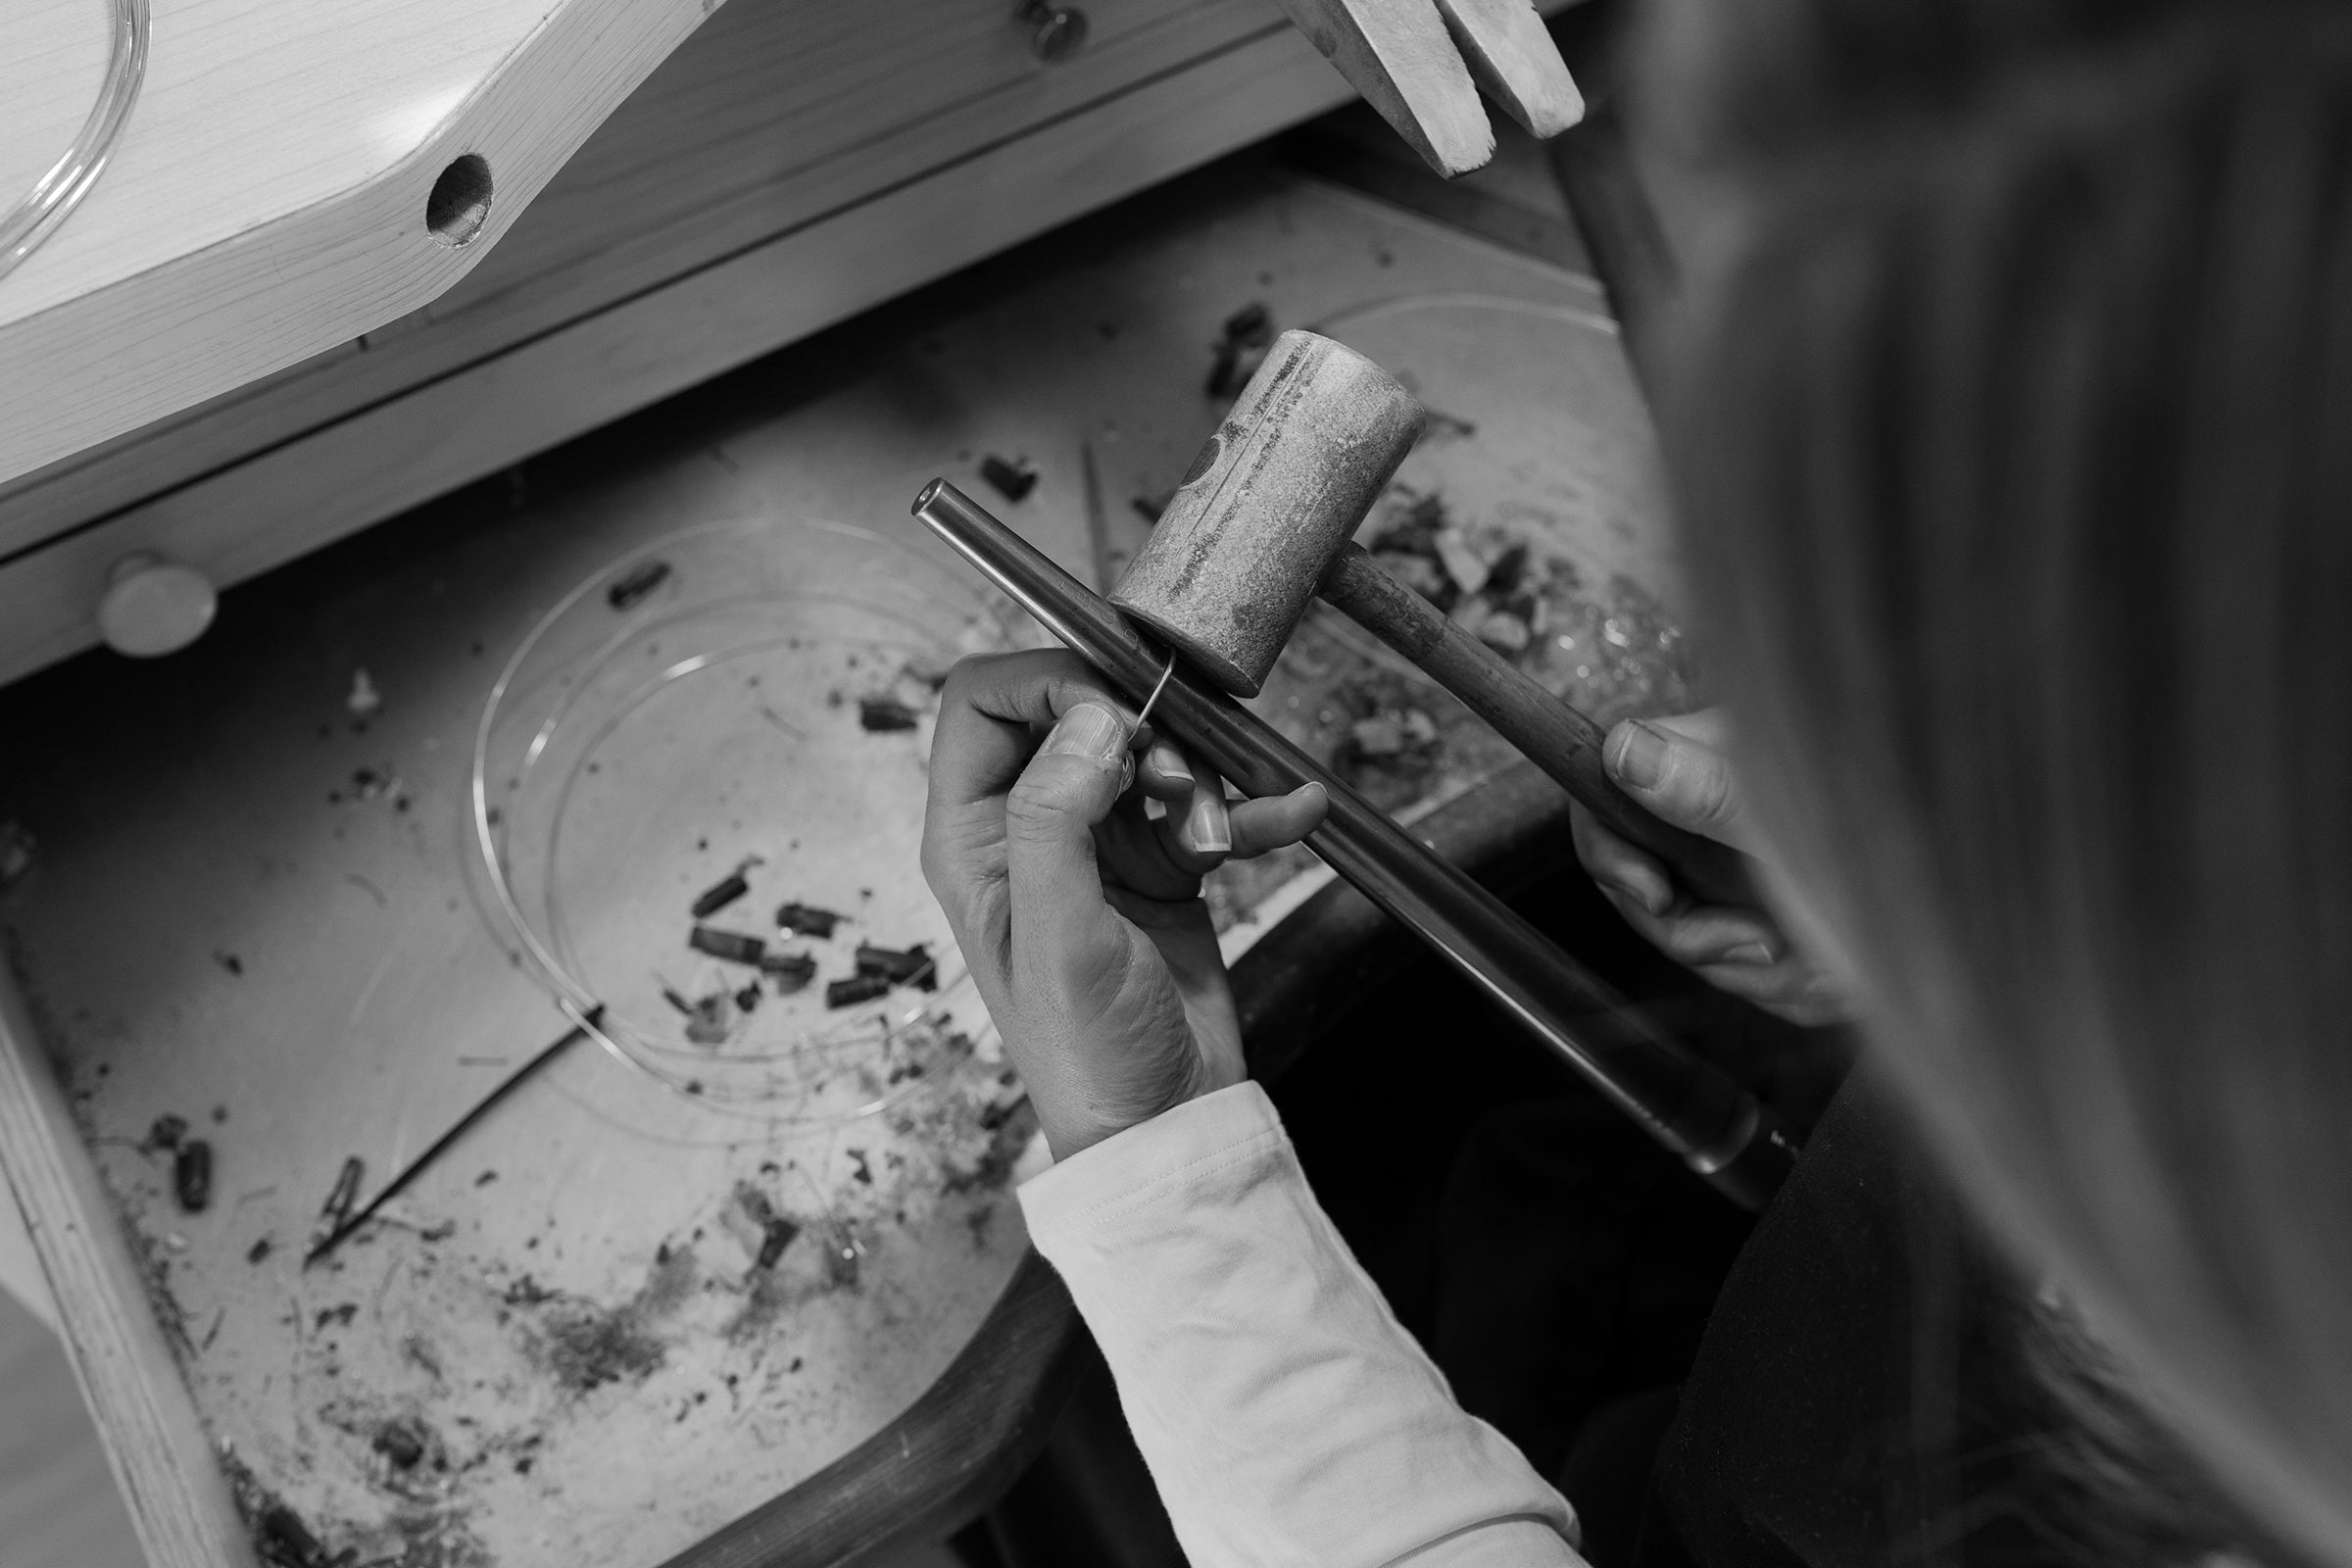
[1113,328,1750,906]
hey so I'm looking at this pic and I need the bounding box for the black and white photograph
[2,3,2344,1566]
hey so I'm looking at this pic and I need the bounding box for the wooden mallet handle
[1113,328,1754,910]
[1319,544,1754,907]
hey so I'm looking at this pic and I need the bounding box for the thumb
[1603,716,1755,854]
[1004,703,1136,994]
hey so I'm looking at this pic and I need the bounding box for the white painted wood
[0,966,257,1568]
[1267,0,1494,175]
[0,0,719,484]
[0,1173,61,1332]
[0,22,1364,687]
[1433,0,1584,137]
[0,1,126,230]
[0,1286,148,1568]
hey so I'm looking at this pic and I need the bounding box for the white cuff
[1020,1082,1583,1568]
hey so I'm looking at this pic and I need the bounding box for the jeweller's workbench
[0,154,1680,1567]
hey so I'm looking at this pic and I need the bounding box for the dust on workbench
[60,1010,1036,1568]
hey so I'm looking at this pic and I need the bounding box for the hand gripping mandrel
[912,477,1798,1209]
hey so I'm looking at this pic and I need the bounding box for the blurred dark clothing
[1433,1069,2268,1568]
[1627,1072,1988,1567]
[1433,1094,1753,1487]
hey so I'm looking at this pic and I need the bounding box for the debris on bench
[606,559,672,612]
[759,951,817,993]
[689,861,757,918]
[688,926,766,967]
[774,902,844,939]
[858,696,920,732]
[1206,302,1275,398]
[174,1140,214,1213]
[856,943,937,991]
[320,1156,365,1232]
[824,973,893,1008]
[980,454,1038,502]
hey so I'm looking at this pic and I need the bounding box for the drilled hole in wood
[426,154,493,247]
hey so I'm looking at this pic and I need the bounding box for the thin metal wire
[1131,648,1179,731]
[303,1006,603,1266]
[1,0,151,279]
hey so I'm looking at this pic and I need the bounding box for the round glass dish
[0,0,148,278]
[472,515,1022,1121]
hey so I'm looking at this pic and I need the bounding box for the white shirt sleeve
[1019,1081,1587,1568]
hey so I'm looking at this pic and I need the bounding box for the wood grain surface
[1431,0,1584,137]
[1271,0,1494,174]
[0,1286,150,1568]
[0,0,716,483]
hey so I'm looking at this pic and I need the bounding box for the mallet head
[1109,329,1425,697]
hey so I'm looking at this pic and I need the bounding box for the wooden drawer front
[0,0,1289,567]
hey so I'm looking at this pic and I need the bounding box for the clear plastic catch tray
[472,516,1022,1120]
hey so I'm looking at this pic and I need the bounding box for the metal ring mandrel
[913,477,1799,1209]
[1108,329,1426,698]
[1131,648,1179,732]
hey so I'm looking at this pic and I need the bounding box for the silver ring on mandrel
[1131,649,1178,732]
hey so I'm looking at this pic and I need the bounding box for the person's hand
[1569,708,1847,1026]
[921,650,1329,1159]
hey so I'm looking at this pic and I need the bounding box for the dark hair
[1642,1,2352,1560]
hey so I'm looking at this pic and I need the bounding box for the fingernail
[1044,703,1126,762]
[1185,789,1232,855]
[1723,941,1776,965]
[1148,741,1193,784]
[1610,721,1669,791]
[1620,867,1672,917]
